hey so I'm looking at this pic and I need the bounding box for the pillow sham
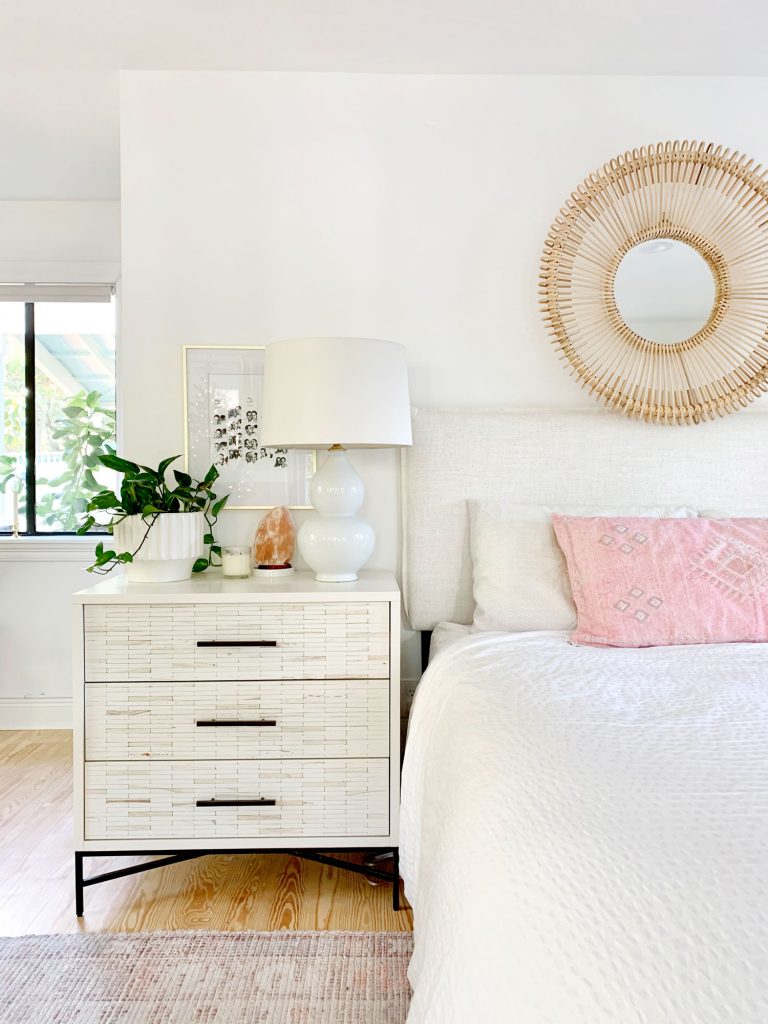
[468,501,696,633]
[699,507,768,518]
[553,514,768,648]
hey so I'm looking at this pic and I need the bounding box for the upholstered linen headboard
[403,407,768,631]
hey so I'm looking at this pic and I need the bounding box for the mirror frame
[540,141,768,424]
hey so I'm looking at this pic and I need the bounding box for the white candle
[221,546,252,579]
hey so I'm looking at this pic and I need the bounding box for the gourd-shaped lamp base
[298,449,374,583]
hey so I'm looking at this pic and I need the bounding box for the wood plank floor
[0,730,412,935]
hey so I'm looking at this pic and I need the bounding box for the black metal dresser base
[75,847,401,917]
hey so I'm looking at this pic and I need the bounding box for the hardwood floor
[0,730,413,935]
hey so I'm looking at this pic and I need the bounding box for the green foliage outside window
[37,390,117,531]
[0,389,116,532]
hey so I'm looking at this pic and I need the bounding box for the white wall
[0,200,121,726]
[0,552,92,725]
[0,72,119,201]
[119,71,768,683]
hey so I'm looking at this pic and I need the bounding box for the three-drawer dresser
[72,570,401,914]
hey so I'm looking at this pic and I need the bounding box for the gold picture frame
[540,140,768,425]
[183,345,315,509]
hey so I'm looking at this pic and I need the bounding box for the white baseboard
[0,697,72,730]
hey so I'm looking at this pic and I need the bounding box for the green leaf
[62,405,84,419]
[100,453,142,475]
[173,469,192,487]
[192,557,209,574]
[87,491,120,510]
[43,472,70,488]
[157,455,181,479]
[211,495,229,517]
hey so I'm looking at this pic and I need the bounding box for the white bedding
[400,630,768,1023]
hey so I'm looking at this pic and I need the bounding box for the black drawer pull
[196,798,276,807]
[195,719,277,728]
[197,640,278,648]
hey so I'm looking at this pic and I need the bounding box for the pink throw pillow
[552,514,768,648]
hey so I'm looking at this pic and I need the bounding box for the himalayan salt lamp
[253,506,296,577]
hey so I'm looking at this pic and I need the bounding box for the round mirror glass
[613,239,716,343]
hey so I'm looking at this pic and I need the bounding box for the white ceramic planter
[112,511,205,583]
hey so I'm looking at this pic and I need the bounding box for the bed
[400,409,768,1023]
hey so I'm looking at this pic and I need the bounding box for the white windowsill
[0,536,96,562]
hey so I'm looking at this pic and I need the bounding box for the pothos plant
[78,453,228,575]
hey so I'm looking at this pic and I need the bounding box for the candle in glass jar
[221,546,252,579]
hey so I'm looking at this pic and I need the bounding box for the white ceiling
[1,0,767,200]
[1,0,767,75]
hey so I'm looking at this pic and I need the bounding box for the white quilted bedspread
[400,631,768,1023]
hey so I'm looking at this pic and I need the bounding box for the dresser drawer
[83,602,390,682]
[84,759,389,840]
[84,678,389,760]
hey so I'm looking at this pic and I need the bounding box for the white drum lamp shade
[260,338,412,582]
[260,337,412,449]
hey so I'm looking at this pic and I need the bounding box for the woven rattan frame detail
[540,141,768,424]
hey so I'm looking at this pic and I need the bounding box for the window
[0,292,116,535]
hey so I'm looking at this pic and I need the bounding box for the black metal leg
[75,852,84,917]
[393,848,400,911]
[73,847,404,915]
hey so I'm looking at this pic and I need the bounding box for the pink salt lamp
[253,506,296,577]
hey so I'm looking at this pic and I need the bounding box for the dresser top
[73,569,400,604]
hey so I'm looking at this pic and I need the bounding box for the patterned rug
[0,930,414,1023]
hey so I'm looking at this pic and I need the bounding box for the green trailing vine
[78,454,228,575]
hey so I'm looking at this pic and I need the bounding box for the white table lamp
[260,337,412,582]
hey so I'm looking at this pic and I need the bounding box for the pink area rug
[0,930,413,1023]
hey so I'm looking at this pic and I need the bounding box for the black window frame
[1,298,115,537]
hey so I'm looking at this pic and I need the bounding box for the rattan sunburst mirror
[540,141,768,424]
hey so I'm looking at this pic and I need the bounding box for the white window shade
[0,283,114,303]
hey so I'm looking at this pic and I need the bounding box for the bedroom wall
[0,200,121,726]
[119,71,768,687]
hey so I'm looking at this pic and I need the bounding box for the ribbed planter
[113,512,205,583]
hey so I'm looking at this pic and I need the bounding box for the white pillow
[468,500,697,633]
[429,621,471,662]
[698,507,768,518]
